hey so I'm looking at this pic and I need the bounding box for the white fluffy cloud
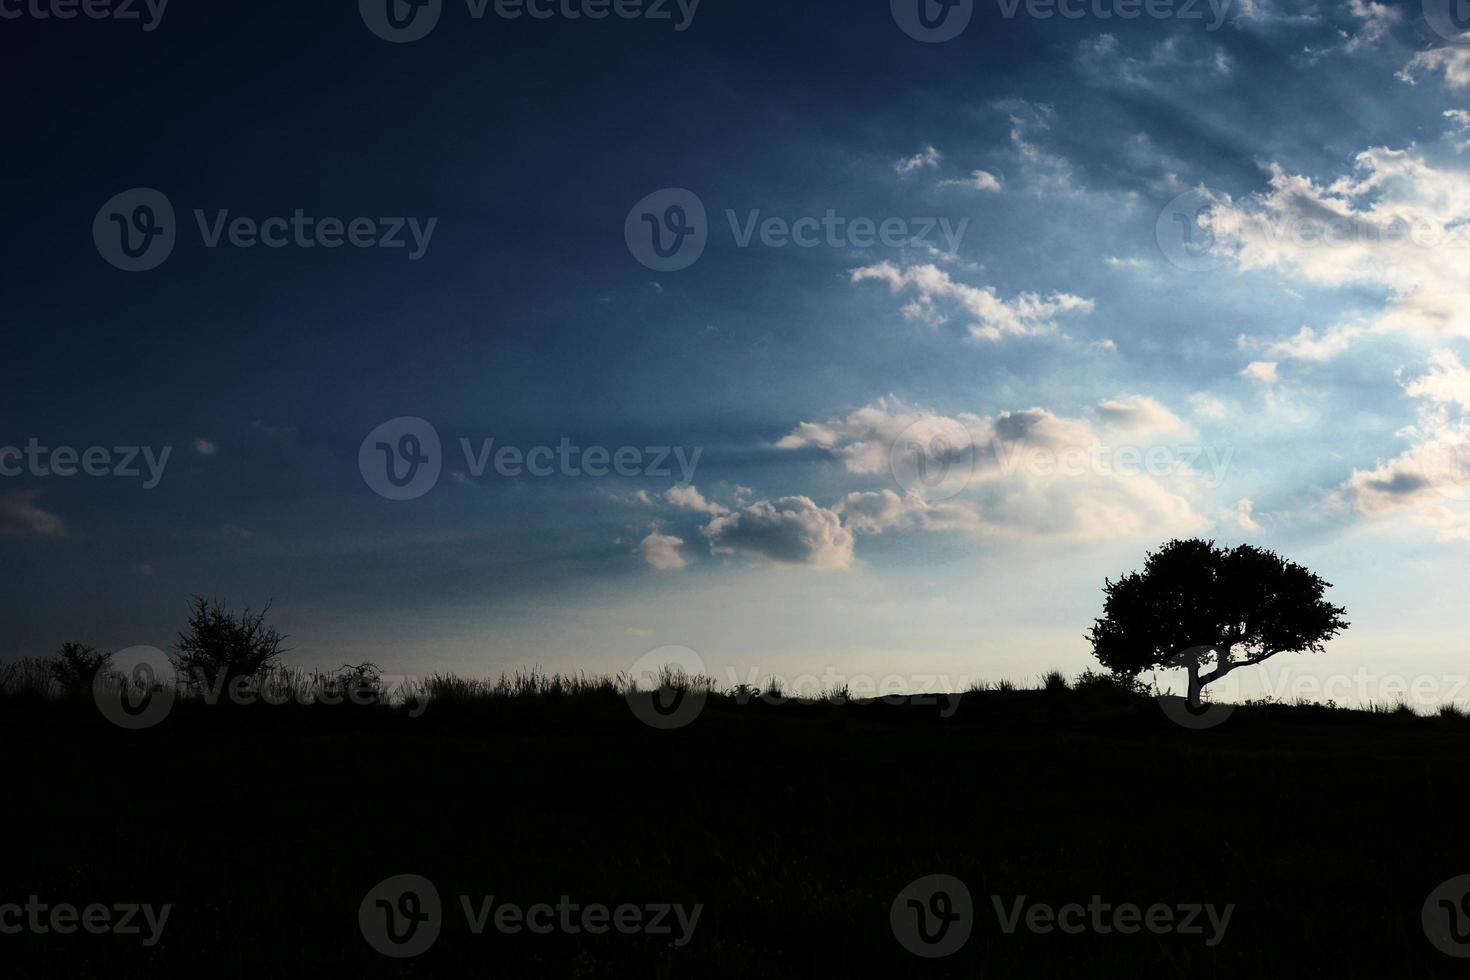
[851,262,1093,341]
[1241,361,1280,385]
[1337,351,1470,532]
[1212,148,1470,348]
[702,496,855,570]
[779,399,1213,542]
[1190,393,1229,420]
[639,532,689,570]
[1405,349,1470,411]
[1401,48,1470,90]
[1095,394,1190,435]
[940,170,1002,193]
[664,484,728,515]
[894,145,941,175]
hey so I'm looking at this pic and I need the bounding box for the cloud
[1344,0,1401,47]
[193,438,218,457]
[1401,48,1470,90]
[639,532,689,570]
[1405,349,1470,411]
[1211,147,1470,346]
[0,490,68,539]
[1258,325,1364,361]
[837,489,915,534]
[1241,361,1281,385]
[1190,393,1229,420]
[1219,498,1262,531]
[894,145,941,175]
[992,99,1075,193]
[1095,395,1190,435]
[778,399,1213,542]
[1336,351,1470,529]
[1078,34,1231,88]
[851,261,1094,341]
[1337,428,1470,518]
[664,484,729,516]
[1233,0,1323,27]
[702,496,855,570]
[939,170,1002,193]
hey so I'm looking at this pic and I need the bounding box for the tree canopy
[1089,538,1349,704]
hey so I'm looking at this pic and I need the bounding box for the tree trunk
[1186,659,1203,709]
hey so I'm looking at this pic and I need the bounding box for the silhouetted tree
[170,597,286,692]
[50,642,112,698]
[1088,539,1348,708]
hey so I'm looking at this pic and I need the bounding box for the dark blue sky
[6,0,1470,701]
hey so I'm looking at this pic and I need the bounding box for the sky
[6,0,1470,706]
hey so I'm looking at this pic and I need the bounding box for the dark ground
[3,686,1468,978]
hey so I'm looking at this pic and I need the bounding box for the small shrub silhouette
[49,643,112,698]
[170,597,286,694]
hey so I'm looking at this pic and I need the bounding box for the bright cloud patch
[1095,395,1191,434]
[702,496,855,570]
[894,145,941,175]
[1401,48,1470,90]
[639,532,689,570]
[1211,147,1470,346]
[1337,351,1470,536]
[778,399,1215,542]
[851,262,1094,341]
[665,484,728,516]
[940,170,1002,192]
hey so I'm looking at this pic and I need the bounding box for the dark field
[4,683,1469,978]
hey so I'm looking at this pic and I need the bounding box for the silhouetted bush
[49,643,112,698]
[0,657,57,703]
[170,597,286,693]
